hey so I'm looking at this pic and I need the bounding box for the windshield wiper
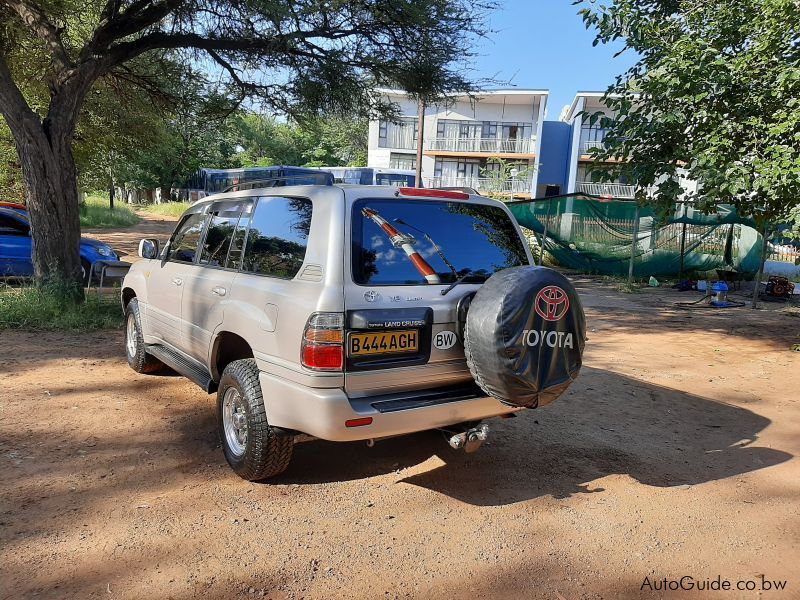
[440,272,488,296]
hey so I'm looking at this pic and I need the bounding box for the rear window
[352,199,528,285]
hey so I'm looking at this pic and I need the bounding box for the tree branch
[0,48,41,134]
[86,0,181,58]
[1,0,72,68]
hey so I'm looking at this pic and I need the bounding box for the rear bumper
[259,371,520,442]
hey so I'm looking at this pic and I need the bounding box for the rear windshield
[352,198,528,285]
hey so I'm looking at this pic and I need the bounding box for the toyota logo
[534,286,570,322]
[364,290,381,303]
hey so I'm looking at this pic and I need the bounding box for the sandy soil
[1,216,799,599]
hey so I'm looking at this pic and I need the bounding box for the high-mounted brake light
[398,187,470,200]
[301,313,344,371]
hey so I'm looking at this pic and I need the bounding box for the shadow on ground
[277,367,791,505]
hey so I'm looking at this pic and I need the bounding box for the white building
[367,89,548,199]
[562,91,636,199]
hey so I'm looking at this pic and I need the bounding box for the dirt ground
[1,215,799,599]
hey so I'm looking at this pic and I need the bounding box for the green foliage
[79,195,140,228]
[577,0,800,226]
[233,114,368,170]
[0,119,23,202]
[137,202,192,218]
[0,284,123,330]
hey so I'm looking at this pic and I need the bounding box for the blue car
[0,206,118,283]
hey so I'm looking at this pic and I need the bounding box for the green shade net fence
[506,194,764,277]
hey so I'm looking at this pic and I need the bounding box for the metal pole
[628,204,641,284]
[678,220,688,281]
[415,101,425,187]
[539,198,551,266]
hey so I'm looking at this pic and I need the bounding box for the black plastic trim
[362,383,484,414]
[146,344,217,393]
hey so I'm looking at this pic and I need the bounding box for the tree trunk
[0,55,97,302]
[109,181,115,210]
[15,123,84,300]
[415,100,425,187]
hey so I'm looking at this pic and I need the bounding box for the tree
[578,0,800,306]
[0,0,492,300]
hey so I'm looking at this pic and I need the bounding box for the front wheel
[124,298,163,373]
[217,359,293,481]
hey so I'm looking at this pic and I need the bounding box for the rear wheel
[217,359,293,481]
[124,298,163,373]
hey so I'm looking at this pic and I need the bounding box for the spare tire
[464,266,585,409]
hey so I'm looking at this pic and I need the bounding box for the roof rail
[223,173,334,193]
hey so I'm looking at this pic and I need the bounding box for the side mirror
[138,238,159,259]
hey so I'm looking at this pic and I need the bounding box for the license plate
[348,330,419,356]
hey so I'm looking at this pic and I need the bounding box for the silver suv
[122,183,585,480]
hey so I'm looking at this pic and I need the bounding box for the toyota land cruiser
[122,183,585,481]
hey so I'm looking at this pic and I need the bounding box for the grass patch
[80,195,140,228]
[0,284,123,330]
[137,201,192,218]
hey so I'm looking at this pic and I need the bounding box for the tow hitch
[445,423,489,453]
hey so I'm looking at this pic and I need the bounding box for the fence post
[628,204,641,284]
[539,199,552,266]
[678,202,688,281]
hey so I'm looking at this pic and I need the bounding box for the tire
[124,298,164,373]
[463,266,586,409]
[217,359,293,481]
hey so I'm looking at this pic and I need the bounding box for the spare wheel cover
[464,266,586,409]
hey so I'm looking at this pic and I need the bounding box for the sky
[471,0,637,121]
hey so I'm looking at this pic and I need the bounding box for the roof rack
[223,173,334,193]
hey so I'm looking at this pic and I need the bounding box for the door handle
[172,277,182,286]
[212,286,227,296]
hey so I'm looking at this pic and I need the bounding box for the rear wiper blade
[440,273,487,296]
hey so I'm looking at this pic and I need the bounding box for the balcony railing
[425,176,533,195]
[577,181,636,198]
[379,129,417,150]
[426,137,533,154]
[580,140,605,154]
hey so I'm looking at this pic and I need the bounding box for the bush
[80,194,140,228]
[0,283,123,330]
[137,201,191,218]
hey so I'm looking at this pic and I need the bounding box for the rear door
[343,192,531,397]
[146,211,207,349]
[181,199,252,362]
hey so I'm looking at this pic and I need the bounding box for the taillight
[302,312,344,371]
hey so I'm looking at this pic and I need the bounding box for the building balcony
[425,176,533,196]
[577,181,636,199]
[580,140,604,154]
[425,137,534,156]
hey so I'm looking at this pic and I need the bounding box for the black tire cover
[464,266,586,409]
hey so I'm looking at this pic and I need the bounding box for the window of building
[389,153,416,170]
[168,213,207,263]
[241,197,313,278]
[378,118,418,149]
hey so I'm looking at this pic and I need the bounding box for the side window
[241,197,312,278]
[199,208,242,267]
[0,214,29,236]
[226,207,252,270]
[168,213,207,263]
